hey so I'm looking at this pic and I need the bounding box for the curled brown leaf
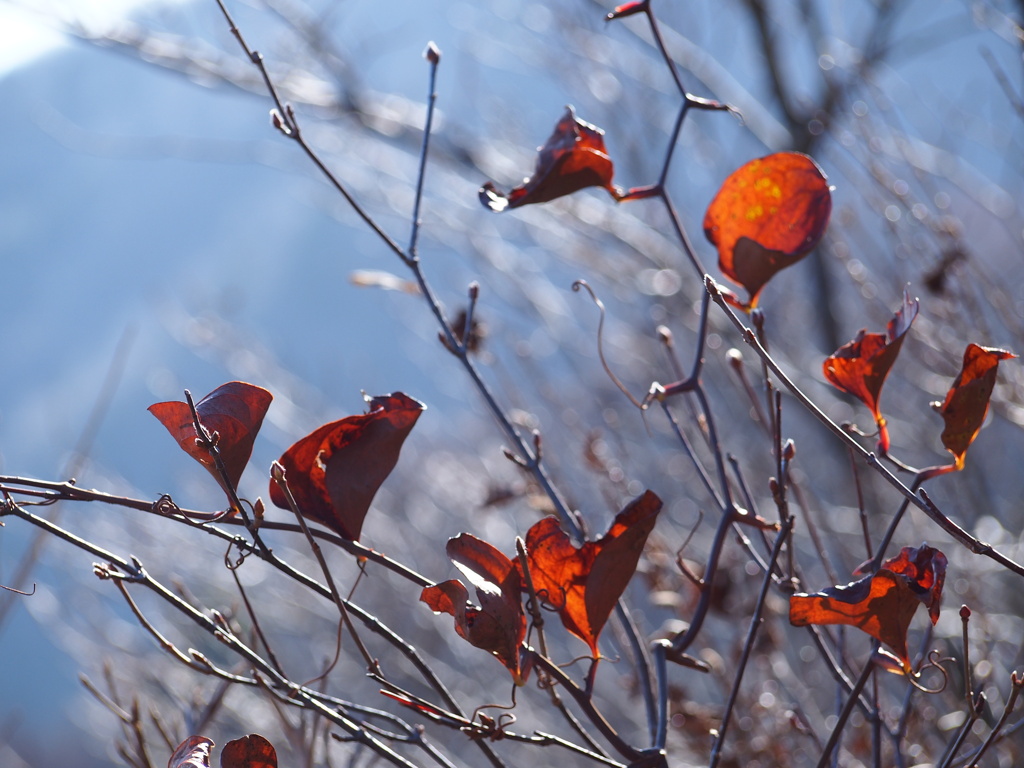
[421,533,527,683]
[935,344,1016,469]
[480,106,621,212]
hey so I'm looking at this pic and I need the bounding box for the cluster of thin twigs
[2,2,1024,767]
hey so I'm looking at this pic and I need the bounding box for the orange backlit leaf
[789,544,946,670]
[823,288,919,453]
[220,734,277,768]
[520,490,661,657]
[168,736,214,768]
[935,344,1016,469]
[269,393,425,540]
[421,533,527,683]
[480,106,621,212]
[150,382,273,497]
[703,151,832,310]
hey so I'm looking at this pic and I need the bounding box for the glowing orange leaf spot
[704,151,832,310]
[519,490,661,659]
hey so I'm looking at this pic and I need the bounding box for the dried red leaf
[270,393,424,540]
[880,545,947,624]
[379,690,451,721]
[935,344,1016,469]
[607,0,649,19]
[520,490,661,657]
[220,734,277,768]
[480,106,621,212]
[168,736,214,768]
[703,151,832,310]
[823,288,919,452]
[789,544,947,670]
[150,382,273,497]
[421,533,527,683]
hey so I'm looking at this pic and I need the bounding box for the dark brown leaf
[936,344,1016,469]
[480,106,621,212]
[703,152,832,310]
[150,382,273,497]
[270,392,425,540]
[221,734,277,768]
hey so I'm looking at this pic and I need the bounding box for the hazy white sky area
[0,5,63,75]
[0,1,178,76]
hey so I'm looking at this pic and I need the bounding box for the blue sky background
[2,1,1023,765]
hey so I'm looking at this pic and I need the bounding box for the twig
[707,278,1024,578]
[848,446,873,560]
[81,674,133,723]
[657,402,723,507]
[528,650,647,764]
[228,564,285,676]
[111,577,256,684]
[183,389,255,532]
[651,640,670,752]
[271,461,376,670]
[968,671,1023,767]
[516,539,609,757]
[815,654,876,768]
[709,517,793,768]
[212,0,579,551]
[212,0,406,260]
[0,476,434,587]
[573,280,647,408]
[936,693,984,768]
[408,41,440,262]
[2,493,486,766]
